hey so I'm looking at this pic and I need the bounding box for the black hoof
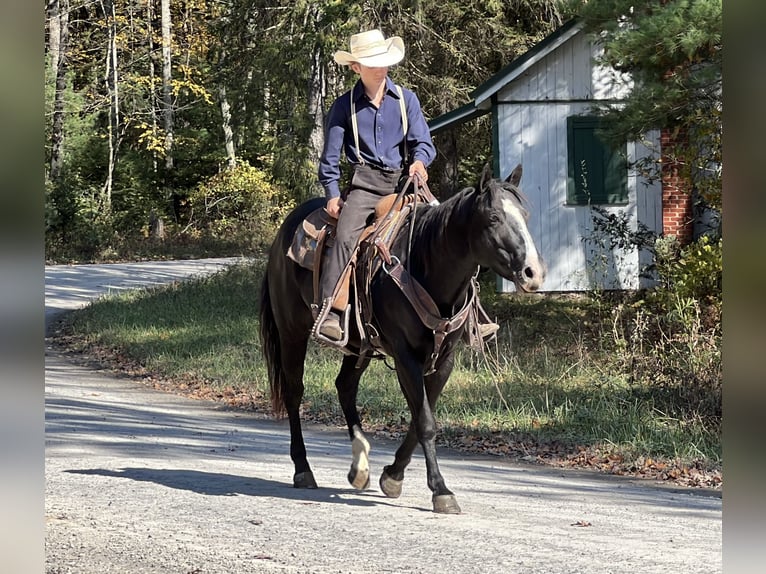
[379,469,403,499]
[293,471,318,489]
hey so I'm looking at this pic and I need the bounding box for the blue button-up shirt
[318,77,436,199]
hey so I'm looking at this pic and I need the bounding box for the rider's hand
[409,160,428,183]
[325,196,344,218]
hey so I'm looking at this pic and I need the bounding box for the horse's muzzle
[514,259,546,292]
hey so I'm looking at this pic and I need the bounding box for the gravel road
[45,260,722,574]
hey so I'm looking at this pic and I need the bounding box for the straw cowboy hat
[333,29,405,67]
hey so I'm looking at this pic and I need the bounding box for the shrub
[185,159,296,251]
[653,234,722,310]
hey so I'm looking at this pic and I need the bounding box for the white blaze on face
[501,198,540,266]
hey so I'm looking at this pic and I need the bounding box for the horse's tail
[259,269,287,418]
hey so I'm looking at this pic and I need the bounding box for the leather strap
[312,227,329,310]
[385,262,477,375]
[395,85,408,161]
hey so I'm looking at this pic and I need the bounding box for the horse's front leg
[335,355,372,490]
[384,353,460,513]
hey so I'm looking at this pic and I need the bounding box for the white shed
[429,20,665,292]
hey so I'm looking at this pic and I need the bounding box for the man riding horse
[315,29,498,344]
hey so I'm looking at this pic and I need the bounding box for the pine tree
[570,0,722,212]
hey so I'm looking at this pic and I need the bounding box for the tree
[46,0,69,184]
[100,0,119,213]
[160,0,174,172]
[568,0,722,216]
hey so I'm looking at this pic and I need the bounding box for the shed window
[566,116,627,205]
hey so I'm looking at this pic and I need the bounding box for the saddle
[286,180,431,344]
[287,191,424,309]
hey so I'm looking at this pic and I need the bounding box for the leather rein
[362,176,478,375]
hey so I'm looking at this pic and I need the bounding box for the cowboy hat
[333,29,405,68]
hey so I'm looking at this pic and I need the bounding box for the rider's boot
[319,308,344,341]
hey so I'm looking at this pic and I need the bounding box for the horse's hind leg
[281,335,317,489]
[335,355,372,490]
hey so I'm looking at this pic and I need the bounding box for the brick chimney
[660,127,694,246]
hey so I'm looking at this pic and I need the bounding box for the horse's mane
[405,185,478,278]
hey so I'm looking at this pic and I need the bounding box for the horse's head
[471,163,546,292]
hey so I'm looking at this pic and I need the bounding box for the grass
[54,260,722,482]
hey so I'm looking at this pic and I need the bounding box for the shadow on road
[64,467,418,511]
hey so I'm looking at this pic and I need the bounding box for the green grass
[56,261,721,472]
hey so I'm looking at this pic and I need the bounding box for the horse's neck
[411,194,478,308]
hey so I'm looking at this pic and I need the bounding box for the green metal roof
[428,102,489,135]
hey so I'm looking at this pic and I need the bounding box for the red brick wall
[660,128,693,246]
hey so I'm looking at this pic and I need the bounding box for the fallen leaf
[571,520,592,527]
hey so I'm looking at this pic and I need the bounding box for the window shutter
[567,116,627,205]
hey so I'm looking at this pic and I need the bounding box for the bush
[606,235,722,423]
[184,159,296,251]
[653,234,722,309]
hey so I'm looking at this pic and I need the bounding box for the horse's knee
[416,417,437,444]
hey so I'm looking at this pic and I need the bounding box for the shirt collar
[351,77,400,104]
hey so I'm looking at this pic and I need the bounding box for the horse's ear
[506,164,522,187]
[480,163,493,189]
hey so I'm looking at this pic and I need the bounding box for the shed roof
[428,19,584,135]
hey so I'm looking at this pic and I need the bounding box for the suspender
[350,85,408,166]
[396,85,408,145]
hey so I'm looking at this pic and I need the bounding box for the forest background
[45,0,570,261]
[45,0,721,266]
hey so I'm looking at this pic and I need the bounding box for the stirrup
[312,299,351,348]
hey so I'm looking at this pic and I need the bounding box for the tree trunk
[437,129,459,197]
[101,0,119,213]
[147,0,158,173]
[48,0,69,184]
[219,84,237,170]
[161,0,174,171]
[306,8,325,169]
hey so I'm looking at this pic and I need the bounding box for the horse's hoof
[348,468,370,490]
[379,469,403,499]
[348,433,371,490]
[432,494,461,514]
[293,471,318,489]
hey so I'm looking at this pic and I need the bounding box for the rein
[383,260,478,375]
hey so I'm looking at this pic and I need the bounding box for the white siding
[494,31,659,292]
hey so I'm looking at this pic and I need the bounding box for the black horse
[259,164,545,513]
